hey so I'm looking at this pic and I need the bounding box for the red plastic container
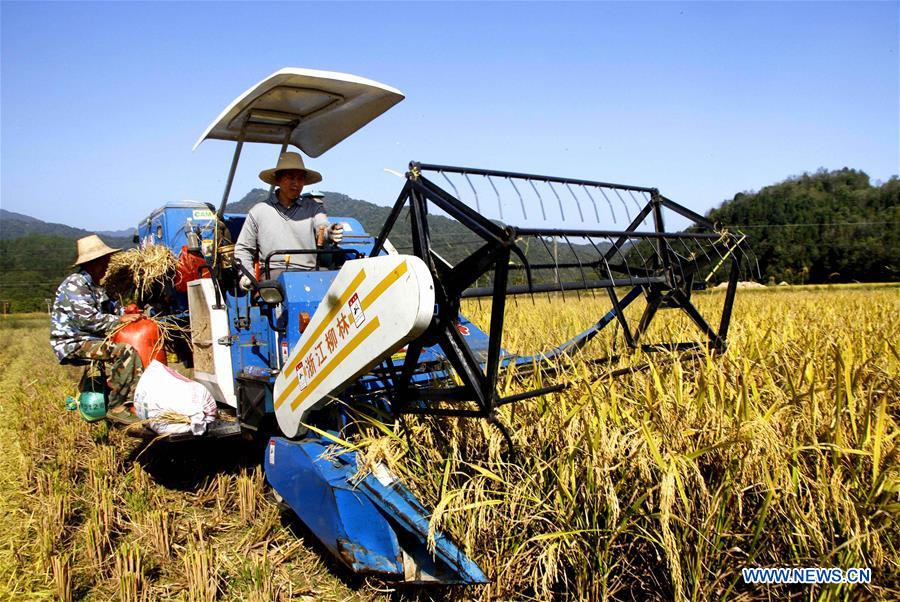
[175,245,209,293]
[114,309,167,368]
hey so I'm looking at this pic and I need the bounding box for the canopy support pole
[217,120,249,220]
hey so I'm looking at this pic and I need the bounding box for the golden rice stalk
[183,529,218,602]
[153,317,193,351]
[245,556,276,602]
[147,509,174,559]
[39,492,70,563]
[131,464,151,494]
[215,473,231,517]
[216,409,237,422]
[2,273,898,600]
[50,553,72,602]
[55,427,78,481]
[102,243,178,301]
[114,542,147,602]
[22,454,36,492]
[37,516,55,566]
[34,470,53,498]
[129,410,192,432]
[237,467,262,523]
[100,444,118,475]
[84,514,107,570]
[97,483,116,536]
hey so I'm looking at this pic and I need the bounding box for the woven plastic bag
[133,360,217,435]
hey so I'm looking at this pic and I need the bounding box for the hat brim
[73,247,120,267]
[259,167,323,186]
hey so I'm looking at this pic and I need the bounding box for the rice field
[1,284,897,600]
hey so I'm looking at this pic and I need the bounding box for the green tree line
[706,168,898,283]
[2,170,896,312]
[0,235,92,313]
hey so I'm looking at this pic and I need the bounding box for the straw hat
[72,234,120,266]
[259,152,323,186]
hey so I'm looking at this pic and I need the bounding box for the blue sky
[2,1,898,230]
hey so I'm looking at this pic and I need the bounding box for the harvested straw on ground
[102,244,178,302]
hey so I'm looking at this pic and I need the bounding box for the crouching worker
[50,235,142,424]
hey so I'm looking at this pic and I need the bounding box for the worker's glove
[239,275,252,290]
[330,223,344,245]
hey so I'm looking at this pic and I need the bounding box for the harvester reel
[366,162,753,421]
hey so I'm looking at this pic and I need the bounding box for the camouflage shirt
[50,270,121,361]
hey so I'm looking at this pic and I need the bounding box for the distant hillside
[226,189,612,290]
[0,213,135,312]
[707,168,899,283]
[97,228,137,239]
[0,192,459,312]
[227,188,483,259]
[0,235,80,312]
[228,189,407,236]
[2,210,97,241]
[0,209,134,247]
[3,169,895,313]
[0,209,41,223]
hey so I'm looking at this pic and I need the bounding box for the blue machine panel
[279,270,339,353]
[265,436,488,583]
[328,217,374,258]
[266,437,403,575]
[137,201,215,252]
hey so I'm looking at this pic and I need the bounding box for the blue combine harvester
[138,202,487,582]
[134,68,745,585]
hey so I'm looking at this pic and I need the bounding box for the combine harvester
[135,68,750,584]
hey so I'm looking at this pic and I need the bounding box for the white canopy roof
[193,68,404,157]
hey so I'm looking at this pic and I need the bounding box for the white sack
[134,360,217,435]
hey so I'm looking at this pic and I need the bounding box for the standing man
[51,235,142,422]
[234,152,344,283]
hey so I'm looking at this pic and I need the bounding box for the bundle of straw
[103,244,178,301]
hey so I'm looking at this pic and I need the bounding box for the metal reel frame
[368,162,744,421]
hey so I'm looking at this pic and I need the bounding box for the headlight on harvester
[257,280,284,305]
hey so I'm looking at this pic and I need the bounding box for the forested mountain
[0,209,129,241]
[0,233,135,313]
[0,190,459,312]
[228,189,394,232]
[1,170,896,312]
[0,212,134,312]
[0,235,83,313]
[0,209,41,223]
[706,169,899,283]
[228,189,481,259]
